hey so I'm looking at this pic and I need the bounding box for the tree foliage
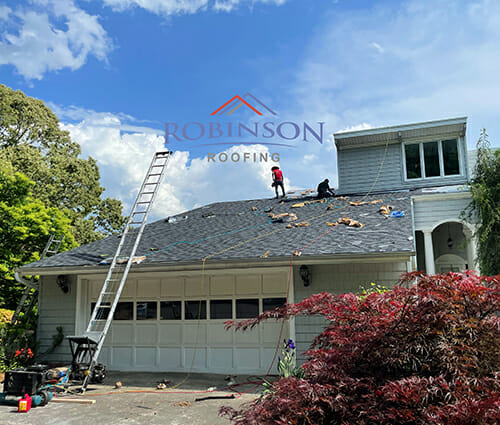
[222,272,500,425]
[467,129,500,275]
[0,165,76,308]
[0,84,125,244]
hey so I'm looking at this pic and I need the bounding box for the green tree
[467,129,500,275]
[0,84,125,244]
[0,165,77,308]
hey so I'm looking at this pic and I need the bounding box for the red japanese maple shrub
[221,272,500,425]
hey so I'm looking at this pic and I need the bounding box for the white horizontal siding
[37,275,76,363]
[293,262,409,363]
[413,195,472,231]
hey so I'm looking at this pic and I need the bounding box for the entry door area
[80,270,289,374]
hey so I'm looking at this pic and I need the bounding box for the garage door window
[160,301,182,320]
[91,302,110,320]
[136,302,157,320]
[210,300,232,319]
[185,300,206,320]
[263,297,287,312]
[114,302,133,320]
[236,299,259,318]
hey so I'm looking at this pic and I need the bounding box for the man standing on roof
[317,179,335,198]
[271,166,285,198]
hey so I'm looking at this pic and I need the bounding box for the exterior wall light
[299,265,311,287]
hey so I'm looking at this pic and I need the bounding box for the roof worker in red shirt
[317,178,335,198]
[271,166,285,198]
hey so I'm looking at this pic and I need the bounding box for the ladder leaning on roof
[12,234,65,325]
[75,151,172,392]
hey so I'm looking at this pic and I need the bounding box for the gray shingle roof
[22,191,415,270]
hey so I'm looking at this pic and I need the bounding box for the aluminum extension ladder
[80,151,172,392]
[11,234,65,324]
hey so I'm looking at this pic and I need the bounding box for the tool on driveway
[68,151,172,393]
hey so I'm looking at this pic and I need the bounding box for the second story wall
[334,118,469,195]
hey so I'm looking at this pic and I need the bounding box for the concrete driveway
[0,372,261,425]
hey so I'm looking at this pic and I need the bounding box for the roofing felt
[22,190,415,270]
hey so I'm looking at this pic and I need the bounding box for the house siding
[37,275,76,363]
[293,261,409,362]
[412,195,471,231]
[337,137,468,195]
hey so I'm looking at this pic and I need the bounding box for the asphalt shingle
[22,191,415,270]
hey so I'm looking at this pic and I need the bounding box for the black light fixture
[299,265,311,287]
[447,223,453,249]
[56,275,69,293]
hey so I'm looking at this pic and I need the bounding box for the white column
[463,227,478,272]
[423,230,435,275]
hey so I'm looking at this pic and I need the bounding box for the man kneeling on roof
[317,179,335,198]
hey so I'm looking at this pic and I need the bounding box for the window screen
[185,301,207,320]
[136,302,157,320]
[236,299,259,318]
[405,144,421,179]
[442,139,460,175]
[114,302,133,320]
[160,301,182,320]
[423,141,440,177]
[263,297,287,312]
[210,300,233,319]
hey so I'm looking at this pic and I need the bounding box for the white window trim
[402,138,463,182]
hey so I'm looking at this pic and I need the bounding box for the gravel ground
[0,372,260,425]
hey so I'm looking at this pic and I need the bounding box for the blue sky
[1,0,500,218]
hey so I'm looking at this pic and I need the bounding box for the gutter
[14,271,38,289]
[16,251,415,276]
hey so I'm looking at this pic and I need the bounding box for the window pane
[160,301,182,320]
[263,297,287,312]
[136,302,157,320]
[210,300,232,319]
[185,301,207,320]
[405,144,421,179]
[423,142,440,177]
[443,139,460,175]
[91,302,110,320]
[236,299,259,319]
[114,302,133,320]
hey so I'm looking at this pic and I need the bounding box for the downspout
[410,198,417,272]
[15,271,38,289]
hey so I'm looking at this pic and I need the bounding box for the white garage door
[84,271,289,374]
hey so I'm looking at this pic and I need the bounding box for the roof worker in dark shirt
[271,166,285,198]
[317,179,335,198]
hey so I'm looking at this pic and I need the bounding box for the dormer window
[403,139,461,180]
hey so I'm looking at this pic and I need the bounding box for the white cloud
[370,42,384,54]
[59,109,293,218]
[0,6,11,20]
[0,0,111,79]
[336,123,372,134]
[101,0,288,15]
[290,0,500,148]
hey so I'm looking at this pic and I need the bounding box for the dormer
[333,117,468,195]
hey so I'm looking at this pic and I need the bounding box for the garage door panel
[185,348,207,370]
[208,323,233,345]
[263,321,287,345]
[236,275,260,295]
[137,279,160,297]
[122,280,136,297]
[159,324,182,345]
[112,324,133,344]
[235,348,260,370]
[210,348,234,370]
[136,347,157,367]
[136,324,157,345]
[159,348,182,369]
[98,347,111,365]
[161,277,183,297]
[235,327,259,345]
[112,347,133,369]
[183,323,207,345]
[210,276,234,295]
[185,276,208,296]
[263,273,287,293]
